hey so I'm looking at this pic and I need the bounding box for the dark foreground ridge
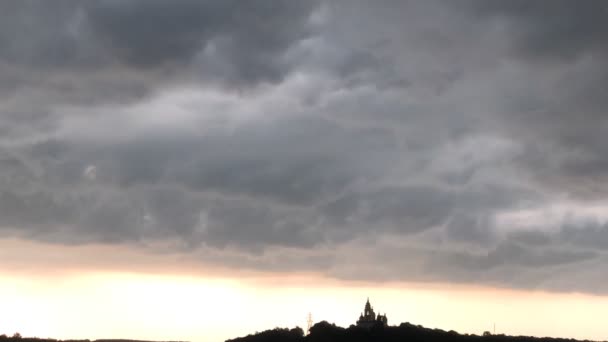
[226,321,598,342]
[0,336,186,342]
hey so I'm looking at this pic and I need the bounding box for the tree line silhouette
[0,336,185,342]
[226,321,595,342]
[0,321,596,342]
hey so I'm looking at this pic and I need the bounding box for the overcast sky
[2,1,608,340]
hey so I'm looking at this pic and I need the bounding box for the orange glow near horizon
[1,238,607,342]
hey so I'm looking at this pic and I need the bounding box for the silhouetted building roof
[356,298,388,328]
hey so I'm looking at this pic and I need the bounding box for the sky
[2,0,608,341]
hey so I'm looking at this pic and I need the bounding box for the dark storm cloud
[507,229,552,246]
[75,116,385,204]
[445,241,596,271]
[85,0,319,84]
[445,213,495,245]
[0,116,395,249]
[448,0,608,199]
[560,220,608,252]
[0,1,93,69]
[0,0,319,97]
[322,186,455,233]
[466,0,608,62]
[3,0,608,294]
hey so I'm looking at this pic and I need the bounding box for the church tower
[363,298,376,320]
[356,298,387,328]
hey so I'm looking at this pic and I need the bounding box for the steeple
[357,297,387,328]
[362,298,375,320]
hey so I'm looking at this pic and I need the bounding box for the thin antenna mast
[306,312,313,335]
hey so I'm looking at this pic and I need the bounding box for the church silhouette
[356,298,388,328]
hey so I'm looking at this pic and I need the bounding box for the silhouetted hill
[227,321,598,342]
[0,336,186,342]
[227,328,305,342]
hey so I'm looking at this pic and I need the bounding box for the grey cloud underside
[0,0,319,104]
[466,0,608,62]
[3,0,608,294]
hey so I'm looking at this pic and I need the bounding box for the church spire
[357,297,387,328]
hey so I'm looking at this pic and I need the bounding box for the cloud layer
[2,0,608,294]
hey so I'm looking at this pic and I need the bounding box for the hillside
[0,336,185,342]
[227,321,596,342]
